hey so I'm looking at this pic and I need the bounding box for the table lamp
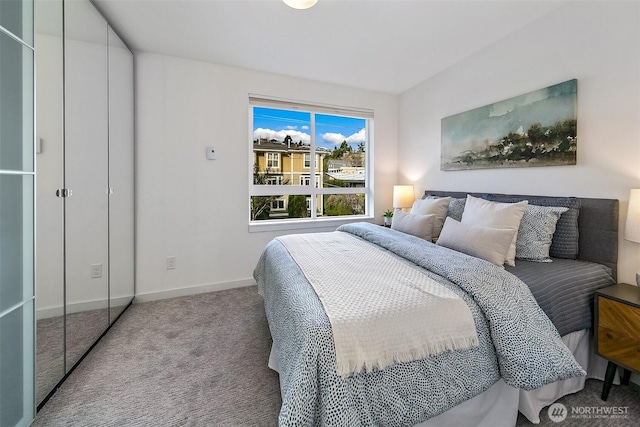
[625,189,640,286]
[393,185,415,212]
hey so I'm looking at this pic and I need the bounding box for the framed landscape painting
[441,79,577,171]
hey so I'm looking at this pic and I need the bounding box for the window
[266,176,283,185]
[271,198,285,210]
[250,96,373,224]
[266,152,280,169]
[299,175,320,187]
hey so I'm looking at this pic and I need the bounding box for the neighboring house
[327,159,348,173]
[326,165,366,188]
[253,139,326,218]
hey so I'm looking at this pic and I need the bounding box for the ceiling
[94,0,569,94]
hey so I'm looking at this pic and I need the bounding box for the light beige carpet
[33,286,281,426]
[34,285,640,426]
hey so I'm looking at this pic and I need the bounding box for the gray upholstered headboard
[425,191,619,280]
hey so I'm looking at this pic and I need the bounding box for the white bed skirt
[268,329,612,426]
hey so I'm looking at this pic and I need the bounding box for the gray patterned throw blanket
[254,222,585,426]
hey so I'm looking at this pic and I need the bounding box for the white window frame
[249,95,375,232]
[303,153,311,169]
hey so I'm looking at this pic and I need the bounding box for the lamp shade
[625,189,640,243]
[282,0,317,9]
[393,185,415,209]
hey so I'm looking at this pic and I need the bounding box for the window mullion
[310,112,317,219]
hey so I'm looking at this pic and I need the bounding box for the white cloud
[321,128,366,145]
[346,128,366,144]
[301,125,309,130]
[321,132,347,145]
[254,128,310,144]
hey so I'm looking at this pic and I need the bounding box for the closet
[0,0,35,425]
[35,0,134,408]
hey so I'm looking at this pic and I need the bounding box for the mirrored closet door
[63,0,110,372]
[34,0,64,405]
[34,0,135,408]
[108,26,135,324]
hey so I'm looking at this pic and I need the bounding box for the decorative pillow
[391,211,435,241]
[485,194,580,259]
[447,198,466,222]
[516,205,569,262]
[461,195,527,266]
[436,217,516,267]
[425,195,466,222]
[411,197,451,239]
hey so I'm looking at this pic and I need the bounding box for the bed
[254,191,618,426]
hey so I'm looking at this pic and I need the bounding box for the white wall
[398,1,640,285]
[135,53,398,300]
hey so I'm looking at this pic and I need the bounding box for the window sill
[248,215,375,233]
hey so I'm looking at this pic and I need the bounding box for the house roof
[254,140,332,153]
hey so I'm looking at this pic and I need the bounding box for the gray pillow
[391,211,435,241]
[485,195,580,259]
[516,205,568,262]
[447,198,466,222]
[436,217,516,266]
[426,196,466,222]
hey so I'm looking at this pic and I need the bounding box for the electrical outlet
[166,256,176,270]
[91,263,102,278]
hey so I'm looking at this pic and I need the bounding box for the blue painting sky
[253,107,366,151]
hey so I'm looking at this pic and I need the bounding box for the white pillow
[461,195,528,266]
[410,197,451,239]
[436,217,517,267]
[391,211,435,241]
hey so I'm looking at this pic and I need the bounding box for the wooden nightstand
[595,283,640,400]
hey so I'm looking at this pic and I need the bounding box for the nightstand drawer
[597,296,640,371]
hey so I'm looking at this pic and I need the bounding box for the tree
[251,163,287,220]
[287,195,308,218]
[324,194,364,216]
[328,140,352,159]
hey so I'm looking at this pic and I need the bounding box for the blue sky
[253,107,366,150]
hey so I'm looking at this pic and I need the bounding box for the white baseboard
[36,296,133,320]
[133,278,257,303]
[36,280,255,317]
[36,306,64,320]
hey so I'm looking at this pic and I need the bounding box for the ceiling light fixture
[282,0,318,10]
